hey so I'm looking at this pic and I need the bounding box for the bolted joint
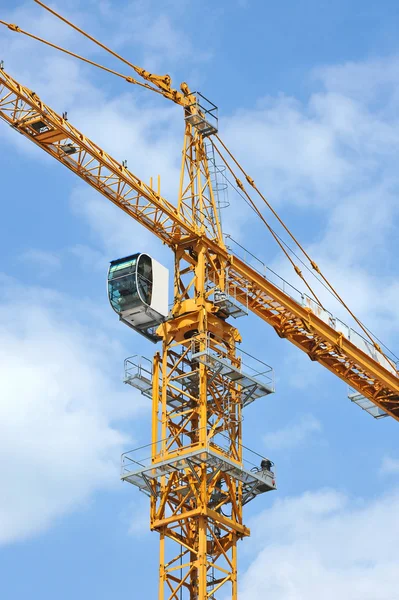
[310,260,321,273]
[236,178,244,191]
[294,265,302,277]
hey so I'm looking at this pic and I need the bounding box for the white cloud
[263,415,322,451]
[219,56,399,347]
[68,243,105,272]
[0,275,146,545]
[237,488,399,600]
[125,496,151,538]
[314,56,399,109]
[381,456,399,475]
[99,0,211,73]
[69,187,174,274]
[19,248,61,276]
[222,57,399,209]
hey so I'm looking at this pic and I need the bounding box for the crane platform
[348,389,388,419]
[124,344,274,410]
[121,444,276,505]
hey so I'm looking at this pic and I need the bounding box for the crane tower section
[107,113,278,598]
[119,237,276,600]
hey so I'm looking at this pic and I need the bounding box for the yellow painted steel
[151,291,244,599]
[2,54,399,599]
[1,66,399,417]
[151,153,241,596]
[0,3,392,353]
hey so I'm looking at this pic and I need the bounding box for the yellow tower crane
[1,3,399,599]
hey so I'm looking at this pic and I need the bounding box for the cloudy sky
[1,1,399,598]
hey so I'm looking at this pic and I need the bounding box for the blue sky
[1,1,399,598]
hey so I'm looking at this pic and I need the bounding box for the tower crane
[1,3,399,599]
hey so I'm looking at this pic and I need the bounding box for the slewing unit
[108,252,169,341]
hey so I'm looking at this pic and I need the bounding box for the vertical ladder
[204,138,229,224]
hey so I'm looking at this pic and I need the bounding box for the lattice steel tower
[120,109,277,599]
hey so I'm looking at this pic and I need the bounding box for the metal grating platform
[348,390,387,419]
[124,355,200,410]
[185,92,218,137]
[124,355,152,395]
[124,350,274,410]
[121,446,276,504]
[191,347,274,407]
[213,290,248,319]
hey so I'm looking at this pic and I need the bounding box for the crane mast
[151,249,246,598]
[2,20,399,596]
[150,116,245,598]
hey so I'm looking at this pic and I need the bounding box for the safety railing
[121,428,275,480]
[225,233,399,374]
[348,387,388,419]
[124,355,153,397]
[191,333,275,395]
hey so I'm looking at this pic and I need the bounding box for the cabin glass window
[108,257,144,313]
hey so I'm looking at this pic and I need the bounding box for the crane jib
[1,66,398,421]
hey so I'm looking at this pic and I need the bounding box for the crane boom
[1,65,399,421]
[0,69,193,245]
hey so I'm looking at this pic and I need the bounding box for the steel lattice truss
[1,67,398,420]
[2,56,399,600]
[149,331,248,599]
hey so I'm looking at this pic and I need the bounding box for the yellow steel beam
[227,253,399,420]
[0,68,194,245]
[1,64,399,422]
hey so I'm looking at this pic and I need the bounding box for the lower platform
[121,445,276,505]
[348,390,387,419]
